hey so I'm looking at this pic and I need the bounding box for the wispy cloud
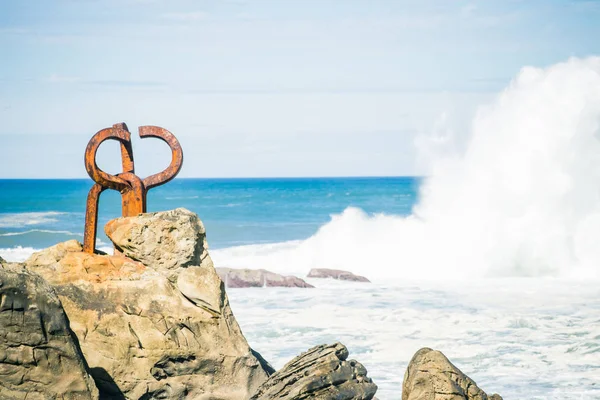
[460,3,478,18]
[457,2,523,28]
[0,27,29,35]
[234,12,259,21]
[47,74,80,83]
[44,75,166,90]
[161,11,208,21]
[40,34,85,44]
[569,0,600,11]
[85,79,166,88]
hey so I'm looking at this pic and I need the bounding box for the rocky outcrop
[251,343,377,400]
[24,208,272,399]
[104,208,205,282]
[217,268,314,288]
[0,264,99,399]
[307,268,370,283]
[402,348,503,400]
[0,256,5,264]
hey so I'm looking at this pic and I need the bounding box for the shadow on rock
[91,367,125,400]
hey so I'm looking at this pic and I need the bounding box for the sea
[0,177,598,400]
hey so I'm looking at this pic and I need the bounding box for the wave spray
[213,57,600,280]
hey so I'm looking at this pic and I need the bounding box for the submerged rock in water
[402,348,503,400]
[251,342,377,400]
[0,264,99,399]
[307,268,370,283]
[217,267,314,288]
[24,208,272,399]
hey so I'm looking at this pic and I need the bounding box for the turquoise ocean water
[0,177,420,251]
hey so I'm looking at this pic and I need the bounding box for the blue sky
[1,0,599,178]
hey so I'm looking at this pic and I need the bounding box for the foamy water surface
[227,278,600,400]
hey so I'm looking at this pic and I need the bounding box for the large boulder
[251,343,377,400]
[307,268,370,283]
[104,208,205,281]
[0,264,99,399]
[217,268,314,288]
[402,348,503,400]
[24,208,272,399]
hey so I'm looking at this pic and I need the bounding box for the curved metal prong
[138,125,184,189]
[84,125,132,192]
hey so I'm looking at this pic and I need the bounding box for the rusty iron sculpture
[83,122,183,253]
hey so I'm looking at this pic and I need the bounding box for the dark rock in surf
[307,268,370,283]
[251,342,377,400]
[217,267,314,288]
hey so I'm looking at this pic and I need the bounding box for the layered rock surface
[217,268,314,288]
[307,268,370,283]
[0,264,99,399]
[402,348,502,400]
[24,208,272,399]
[251,343,377,400]
[104,208,206,281]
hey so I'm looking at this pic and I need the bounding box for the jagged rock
[217,268,314,288]
[251,343,377,400]
[24,209,272,400]
[0,264,99,399]
[402,348,503,400]
[307,268,370,283]
[104,207,205,281]
[0,256,5,264]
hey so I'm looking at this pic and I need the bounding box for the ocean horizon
[0,176,421,255]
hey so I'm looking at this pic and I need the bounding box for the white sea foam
[98,246,114,255]
[0,211,67,228]
[165,196,200,200]
[227,278,600,399]
[0,246,38,262]
[0,229,82,237]
[213,57,600,280]
[0,244,113,262]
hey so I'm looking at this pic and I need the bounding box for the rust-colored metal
[83,123,184,253]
